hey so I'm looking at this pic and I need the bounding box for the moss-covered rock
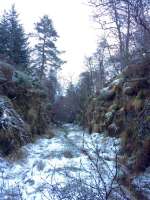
[84,62,150,174]
[99,87,116,101]
[123,86,136,96]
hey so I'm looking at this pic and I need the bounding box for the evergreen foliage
[0,5,30,70]
[0,13,10,58]
[33,15,64,80]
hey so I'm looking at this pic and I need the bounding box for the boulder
[123,86,136,96]
[110,78,124,88]
[100,87,116,101]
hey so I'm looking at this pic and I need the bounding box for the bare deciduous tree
[88,0,150,71]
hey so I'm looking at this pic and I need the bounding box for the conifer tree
[7,5,29,69]
[0,5,30,70]
[34,15,64,80]
[0,13,10,59]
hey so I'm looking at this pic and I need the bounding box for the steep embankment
[0,61,52,156]
[85,62,150,199]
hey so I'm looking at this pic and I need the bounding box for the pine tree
[7,5,30,69]
[0,12,10,60]
[34,15,64,80]
[0,5,30,70]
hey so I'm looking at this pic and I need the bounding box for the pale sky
[0,0,99,82]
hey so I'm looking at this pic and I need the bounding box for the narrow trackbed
[0,124,129,200]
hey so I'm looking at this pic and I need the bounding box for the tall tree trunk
[39,38,46,81]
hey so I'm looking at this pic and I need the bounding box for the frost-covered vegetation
[0,1,150,200]
[0,125,125,200]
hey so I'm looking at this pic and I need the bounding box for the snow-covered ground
[132,167,150,200]
[0,124,129,200]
